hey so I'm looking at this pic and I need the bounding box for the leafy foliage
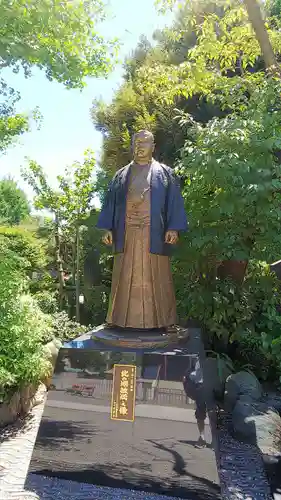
[267,0,281,18]
[50,311,88,342]
[33,290,59,315]
[175,259,281,381]
[0,111,29,151]
[30,290,89,342]
[0,247,52,399]
[92,0,281,178]
[22,151,96,309]
[91,17,209,176]
[139,0,281,107]
[0,0,117,152]
[0,177,30,225]
[0,225,46,271]
[22,150,96,227]
[0,0,116,87]
[177,78,281,265]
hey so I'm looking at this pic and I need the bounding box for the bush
[50,311,89,342]
[0,178,30,225]
[33,290,59,314]
[174,258,281,383]
[0,249,52,401]
[0,226,46,272]
[31,291,88,342]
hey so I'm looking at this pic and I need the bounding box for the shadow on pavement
[32,464,220,500]
[179,439,213,450]
[35,418,96,451]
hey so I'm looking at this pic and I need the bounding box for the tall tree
[22,151,95,318]
[243,0,280,72]
[0,0,118,151]
[0,177,30,225]
[93,0,260,177]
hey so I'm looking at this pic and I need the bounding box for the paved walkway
[47,396,204,423]
[0,390,273,500]
[0,388,46,498]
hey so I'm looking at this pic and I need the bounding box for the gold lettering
[120,387,128,400]
[119,405,128,416]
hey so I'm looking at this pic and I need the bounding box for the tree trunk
[54,212,65,310]
[72,240,76,286]
[75,225,80,323]
[243,0,280,73]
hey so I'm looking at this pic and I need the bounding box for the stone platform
[66,324,190,350]
[24,327,221,499]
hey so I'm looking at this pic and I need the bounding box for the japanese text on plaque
[111,364,136,422]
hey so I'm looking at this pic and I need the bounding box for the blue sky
[0,0,173,200]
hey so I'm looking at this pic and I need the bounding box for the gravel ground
[0,400,273,499]
[218,416,272,500]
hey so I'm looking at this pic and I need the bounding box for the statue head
[132,130,155,165]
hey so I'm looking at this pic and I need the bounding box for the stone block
[224,371,263,412]
[232,399,281,453]
[25,327,221,499]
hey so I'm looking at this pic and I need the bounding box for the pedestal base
[25,329,221,499]
[89,324,189,349]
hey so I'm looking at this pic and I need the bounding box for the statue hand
[102,231,113,246]
[165,230,179,245]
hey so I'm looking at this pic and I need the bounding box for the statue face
[133,132,155,164]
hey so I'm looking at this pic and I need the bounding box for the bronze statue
[96,130,188,332]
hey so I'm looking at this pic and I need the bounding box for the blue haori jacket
[96,159,188,256]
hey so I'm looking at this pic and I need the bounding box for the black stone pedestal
[25,327,221,499]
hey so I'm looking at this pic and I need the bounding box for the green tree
[0,177,30,225]
[92,0,260,178]
[177,79,281,268]
[0,80,30,152]
[0,225,46,272]
[0,0,118,151]
[243,0,280,73]
[0,0,116,87]
[22,150,96,318]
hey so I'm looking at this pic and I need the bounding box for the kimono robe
[96,160,188,329]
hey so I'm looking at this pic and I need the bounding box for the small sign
[110,364,136,422]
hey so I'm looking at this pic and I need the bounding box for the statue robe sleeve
[166,171,188,232]
[96,177,116,231]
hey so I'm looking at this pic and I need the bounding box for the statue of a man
[96,130,188,331]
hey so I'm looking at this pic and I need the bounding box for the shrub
[175,258,281,382]
[0,178,30,225]
[33,290,59,314]
[0,249,52,401]
[50,311,89,342]
[0,226,46,271]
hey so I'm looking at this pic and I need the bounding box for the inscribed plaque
[111,364,136,422]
